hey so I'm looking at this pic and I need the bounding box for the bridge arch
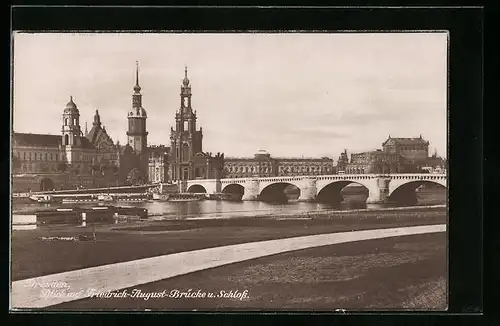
[222,184,245,200]
[259,182,301,203]
[388,179,446,205]
[187,184,207,193]
[316,180,370,204]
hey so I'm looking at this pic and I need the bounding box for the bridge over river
[183,173,447,204]
[13,173,446,205]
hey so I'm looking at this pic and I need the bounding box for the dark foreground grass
[53,232,447,311]
[11,207,446,281]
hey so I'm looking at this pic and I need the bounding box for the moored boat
[97,194,114,202]
[32,195,55,204]
[152,193,171,201]
[167,193,206,202]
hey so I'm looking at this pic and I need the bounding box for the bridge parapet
[186,173,447,203]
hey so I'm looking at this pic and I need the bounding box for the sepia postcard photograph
[10,32,448,311]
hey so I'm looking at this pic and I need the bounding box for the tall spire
[93,109,101,127]
[84,121,88,136]
[182,65,190,86]
[136,61,139,85]
[133,61,141,93]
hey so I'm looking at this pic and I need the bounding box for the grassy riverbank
[53,232,447,311]
[11,206,446,281]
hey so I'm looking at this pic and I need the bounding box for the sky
[12,32,448,159]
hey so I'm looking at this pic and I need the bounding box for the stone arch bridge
[181,173,447,204]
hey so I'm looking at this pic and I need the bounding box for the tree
[127,168,144,185]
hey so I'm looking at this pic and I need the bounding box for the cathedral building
[167,67,224,182]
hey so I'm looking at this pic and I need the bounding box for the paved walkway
[11,224,446,309]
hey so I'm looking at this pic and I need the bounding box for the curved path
[11,224,446,309]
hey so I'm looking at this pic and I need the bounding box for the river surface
[13,191,446,220]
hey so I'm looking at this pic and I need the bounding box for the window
[29,153,32,161]
[23,153,26,160]
[56,154,58,161]
[65,134,69,145]
[73,118,77,125]
[184,120,188,131]
[65,118,68,126]
[44,153,48,161]
[182,143,190,161]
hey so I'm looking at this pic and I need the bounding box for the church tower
[169,66,203,181]
[126,61,148,154]
[61,96,82,164]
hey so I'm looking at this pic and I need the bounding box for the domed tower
[61,96,82,164]
[169,66,203,181]
[126,61,148,154]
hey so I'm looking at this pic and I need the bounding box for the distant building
[223,150,334,178]
[382,135,429,165]
[341,135,435,174]
[148,145,169,184]
[336,149,349,173]
[346,150,400,174]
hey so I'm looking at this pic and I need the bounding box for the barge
[17,205,149,226]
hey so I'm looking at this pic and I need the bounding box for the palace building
[12,97,118,191]
[223,150,334,178]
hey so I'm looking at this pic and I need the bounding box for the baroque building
[223,150,334,178]
[167,67,224,182]
[12,97,116,191]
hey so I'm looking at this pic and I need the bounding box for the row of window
[225,165,331,173]
[17,152,60,162]
[20,163,59,173]
[15,151,100,163]
[391,145,427,151]
[224,171,334,178]
[64,118,78,126]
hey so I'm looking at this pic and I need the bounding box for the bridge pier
[366,177,390,204]
[242,179,260,201]
[298,177,317,202]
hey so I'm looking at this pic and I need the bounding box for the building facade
[223,150,334,178]
[148,145,169,184]
[336,149,349,173]
[341,135,433,174]
[382,135,429,165]
[346,150,400,174]
[12,97,106,191]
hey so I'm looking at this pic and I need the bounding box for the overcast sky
[12,32,448,159]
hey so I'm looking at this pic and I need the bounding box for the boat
[152,193,171,201]
[97,194,114,202]
[167,193,206,202]
[36,195,55,204]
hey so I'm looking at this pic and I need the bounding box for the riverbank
[51,232,447,310]
[11,206,446,281]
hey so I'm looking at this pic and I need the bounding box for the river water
[13,191,446,220]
